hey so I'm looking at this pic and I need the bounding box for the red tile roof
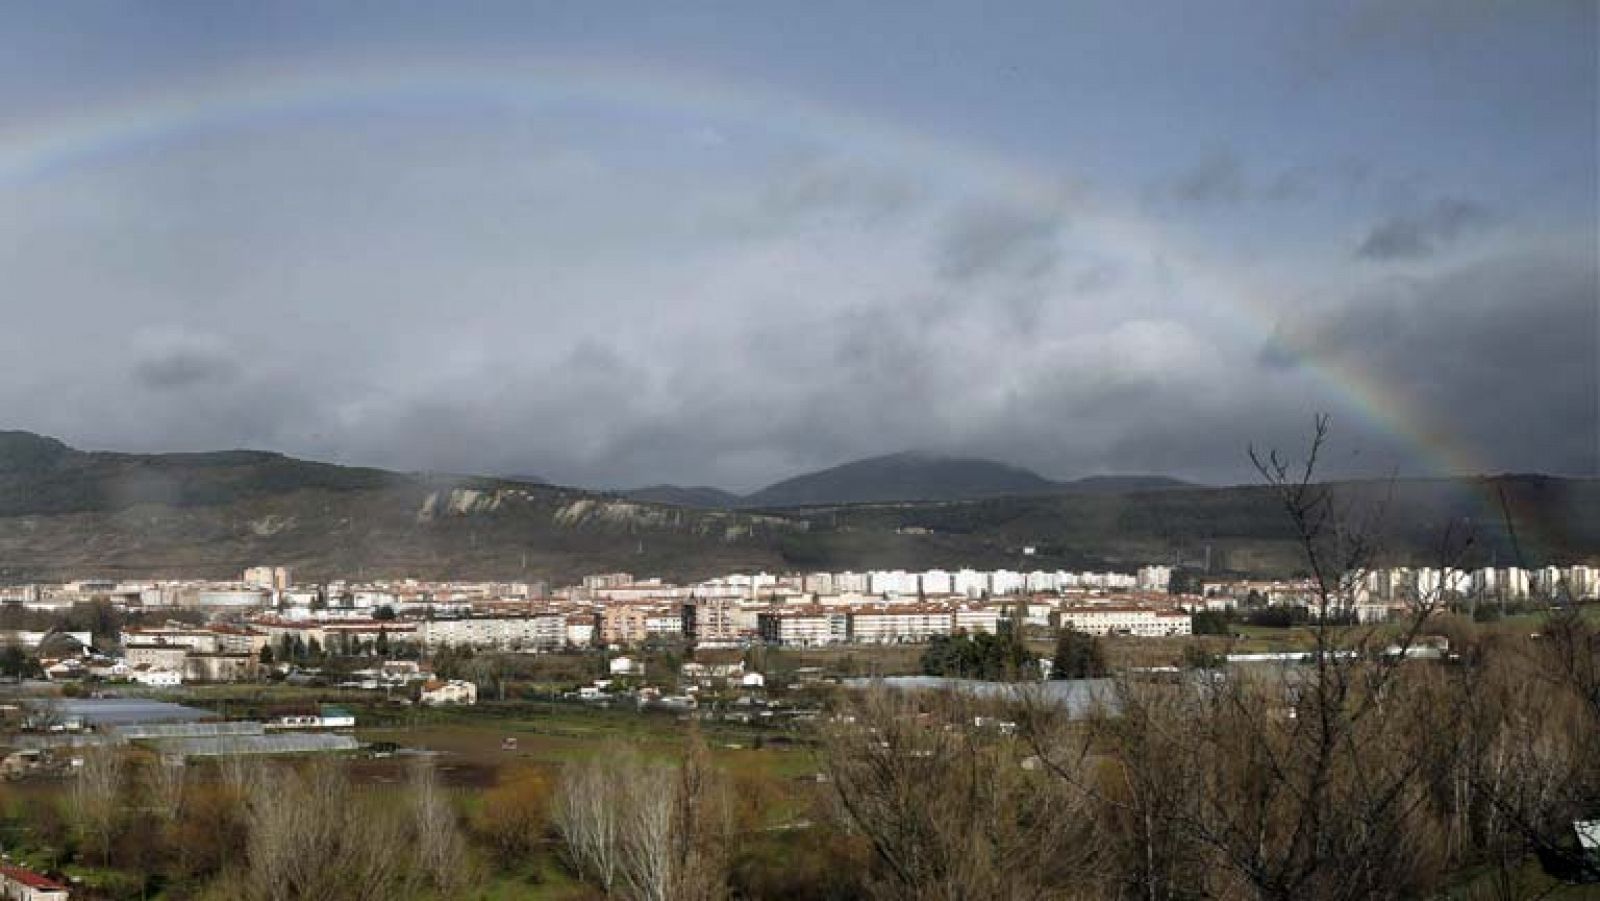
[0,862,68,891]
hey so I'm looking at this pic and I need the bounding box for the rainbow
[2,54,1540,553]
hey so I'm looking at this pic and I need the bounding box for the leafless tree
[554,736,732,901]
[68,746,125,863]
[822,687,1096,900]
[665,732,732,901]
[242,759,416,901]
[1438,609,1600,895]
[553,750,625,893]
[618,761,676,901]
[143,754,187,823]
[409,757,470,894]
[1013,417,1478,900]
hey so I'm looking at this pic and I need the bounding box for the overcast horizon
[2,2,1595,493]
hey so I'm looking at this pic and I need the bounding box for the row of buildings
[755,601,1191,647]
[1199,565,1600,607]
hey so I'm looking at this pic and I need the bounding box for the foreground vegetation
[1,601,1595,900]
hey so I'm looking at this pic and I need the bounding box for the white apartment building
[989,570,1025,596]
[834,571,869,593]
[802,572,835,595]
[1571,565,1598,599]
[195,588,272,608]
[684,597,737,643]
[566,618,596,648]
[644,612,684,638]
[919,569,954,596]
[1137,565,1173,592]
[953,569,988,598]
[1025,570,1061,593]
[1501,568,1531,599]
[243,566,292,590]
[868,570,918,597]
[691,579,748,600]
[420,615,569,650]
[951,606,1001,634]
[849,606,955,644]
[758,610,849,647]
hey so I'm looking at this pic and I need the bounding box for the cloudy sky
[1,1,1594,490]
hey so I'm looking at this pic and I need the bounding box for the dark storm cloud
[1356,198,1497,260]
[1264,248,1599,475]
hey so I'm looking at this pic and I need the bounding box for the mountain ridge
[628,451,1196,508]
[0,431,1595,583]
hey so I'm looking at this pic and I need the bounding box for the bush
[474,765,554,866]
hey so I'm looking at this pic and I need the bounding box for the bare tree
[1439,609,1600,894]
[1014,417,1475,900]
[143,755,187,823]
[665,732,732,901]
[617,760,675,901]
[409,757,470,895]
[553,750,625,893]
[68,746,125,863]
[243,759,417,901]
[822,687,1095,900]
[554,736,733,901]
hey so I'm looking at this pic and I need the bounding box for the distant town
[4,561,1596,689]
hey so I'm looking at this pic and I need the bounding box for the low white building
[130,667,183,687]
[1058,606,1191,637]
[419,680,477,706]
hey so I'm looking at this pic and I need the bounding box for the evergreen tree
[1050,627,1107,679]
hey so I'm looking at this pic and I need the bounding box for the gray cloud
[1160,152,1246,207]
[1356,197,1497,260]
[936,204,1065,283]
[0,28,1590,494]
[130,330,240,390]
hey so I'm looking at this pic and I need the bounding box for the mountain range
[626,452,1194,508]
[0,430,1595,584]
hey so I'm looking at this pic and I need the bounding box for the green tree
[1050,627,1107,680]
[0,643,36,679]
[920,625,1038,681]
[1191,609,1232,635]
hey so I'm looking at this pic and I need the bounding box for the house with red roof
[0,862,70,901]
